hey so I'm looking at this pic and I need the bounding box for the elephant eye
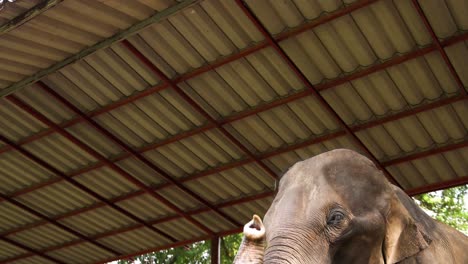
[327,210,345,226]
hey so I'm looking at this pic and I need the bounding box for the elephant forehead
[283,149,382,185]
[278,149,390,211]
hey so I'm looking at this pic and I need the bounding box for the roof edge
[0,0,199,98]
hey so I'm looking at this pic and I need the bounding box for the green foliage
[414,185,468,233]
[117,241,210,264]
[220,234,242,263]
[116,234,242,264]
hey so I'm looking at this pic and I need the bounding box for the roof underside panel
[445,41,468,90]
[0,240,28,261]
[14,181,97,218]
[185,163,274,204]
[47,242,117,264]
[179,47,305,118]
[0,1,42,25]
[58,206,137,238]
[225,98,340,153]
[142,128,245,177]
[0,150,55,194]
[418,0,468,39]
[128,0,264,77]
[388,147,468,190]
[7,256,55,264]
[0,0,181,90]
[92,89,208,149]
[5,223,78,251]
[0,100,47,141]
[356,101,467,161]
[0,0,467,263]
[221,196,274,224]
[0,202,41,233]
[263,135,361,174]
[321,52,459,123]
[97,227,173,256]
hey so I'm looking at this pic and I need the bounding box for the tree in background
[117,234,242,264]
[116,185,467,263]
[414,185,468,234]
[219,233,242,263]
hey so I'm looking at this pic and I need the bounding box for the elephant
[234,149,468,263]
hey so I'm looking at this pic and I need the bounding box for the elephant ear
[383,187,432,264]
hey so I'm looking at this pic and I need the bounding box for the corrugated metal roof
[6,223,78,251]
[0,150,55,193]
[0,0,466,263]
[0,1,42,25]
[388,147,468,189]
[14,181,97,218]
[47,242,116,264]
[0,240,27,261]
[222,197,274,224]
[58,206,136,238]
[97,227,173,255]
[8,256,55,264]
[0,0,180,90]
[445,41,468,88]
[0,202,41,233]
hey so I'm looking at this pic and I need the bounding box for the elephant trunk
[263,230,328,264]
[233,215,266,264]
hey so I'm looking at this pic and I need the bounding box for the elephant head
[234,149,438,263]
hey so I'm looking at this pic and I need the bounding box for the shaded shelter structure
[0,0,467,263]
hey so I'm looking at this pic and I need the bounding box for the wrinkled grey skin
[234,215,266,264]
[234,149,468,263]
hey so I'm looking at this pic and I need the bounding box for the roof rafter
[121,40,280,182]
[234,0,401,186]
[36,81,241,228]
